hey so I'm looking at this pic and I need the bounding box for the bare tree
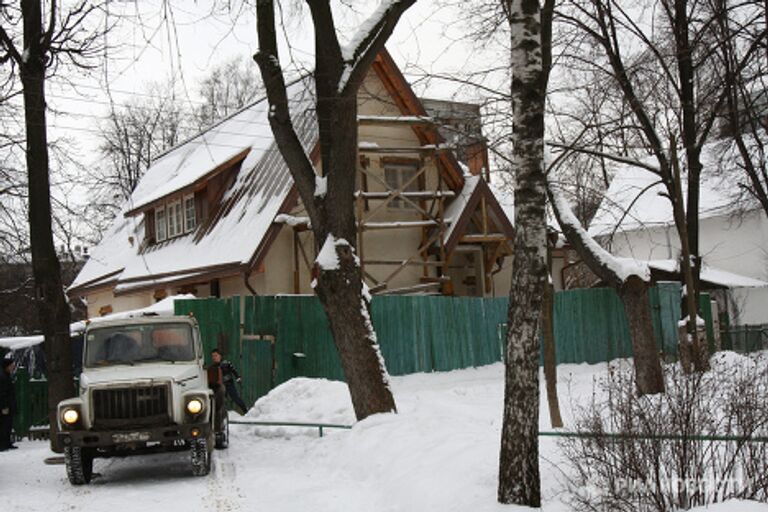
[193,55,263,127]
[0,0,103,452]
[254,1,417,420]
[710,0,768,217]
[551,0,767,372]
[548,175,665,395]
[89,83,188,225]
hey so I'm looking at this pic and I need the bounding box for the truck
[56,315,228,485]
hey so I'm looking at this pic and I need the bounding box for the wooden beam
[460,234,510,243]
[356,191,455,199]
[357,115,434,127]
[419,276,451,283]
[362,220,438,230]
[359,165,440,224]
[364,259,446,267]
[377,282,442,295]
[358,145,454,154]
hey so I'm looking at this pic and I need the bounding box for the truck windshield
[84,323,195,368]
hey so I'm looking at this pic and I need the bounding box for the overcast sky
[28,1,506,249]
[46,0,491,159]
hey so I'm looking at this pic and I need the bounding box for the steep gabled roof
[70,78,317,294]
[443,176,515,255]
[70,49,470,297]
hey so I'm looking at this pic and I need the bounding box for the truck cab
[57,315,226,484]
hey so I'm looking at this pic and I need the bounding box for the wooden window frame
[184,194,196,233]
[167,199,183,238]
[155,205,167,242]
[383,159,421,210]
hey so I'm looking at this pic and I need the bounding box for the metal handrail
[229,418,353,437]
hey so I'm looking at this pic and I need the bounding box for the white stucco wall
[606,209,768,281]
[726,286,768,325]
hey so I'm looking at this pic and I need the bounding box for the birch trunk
[498,0,547,505]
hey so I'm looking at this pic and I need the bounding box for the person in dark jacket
[210,349,248,414]
[0,355,17,451]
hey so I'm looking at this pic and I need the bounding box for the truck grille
[92,385,170,428]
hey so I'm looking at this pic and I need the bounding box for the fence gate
[239,334,276,408]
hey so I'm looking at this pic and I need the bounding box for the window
[167,200,183,238]
[184,194,196,232]
[155,206,167,242]
[384,163,419,209]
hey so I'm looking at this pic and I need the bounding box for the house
[584,142,768,324]
[68,50,516,317]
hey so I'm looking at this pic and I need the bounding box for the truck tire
[190,437,211,476]
[215,415,229,449]
[65,446,94,485]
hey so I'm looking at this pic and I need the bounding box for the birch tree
[254,1,416,420]
[497,0,549,505]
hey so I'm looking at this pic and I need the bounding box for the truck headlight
[186,398,204,415]
[62,408,79,425]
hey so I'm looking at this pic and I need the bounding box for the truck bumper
[58,423,211,449]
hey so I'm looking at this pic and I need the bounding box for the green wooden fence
[12,367,48,437]
[173,283,705,407]
[11,283,714,436]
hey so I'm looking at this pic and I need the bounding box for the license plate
[112,431,151,443]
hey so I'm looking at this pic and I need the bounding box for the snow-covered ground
[2,357,767,511]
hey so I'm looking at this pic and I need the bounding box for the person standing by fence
[0,355,17,451]
[211,349,248,415]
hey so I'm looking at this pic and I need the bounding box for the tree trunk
[674,0,703,311]
[314,248,396,420]
[542,281,563,428]
[254,0,401,421]
[546,184,666,395]
[311,51,396,421]
[619,276,665,394]
[670,144,710,373]
[498,0,547,505]
[20,0,73,453]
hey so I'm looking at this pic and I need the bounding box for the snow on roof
[0,335,46,351]
[489,182,514,225]
[71,78,318,291]
[588,141,743,238]
[0,294,195,350]
[443,175,480,243]
[648,259,768,288]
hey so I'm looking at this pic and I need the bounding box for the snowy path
[2,357,768,512]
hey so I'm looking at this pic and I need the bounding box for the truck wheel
[190,437,211,476]
[64,446,94,485]
[215,415,229,449]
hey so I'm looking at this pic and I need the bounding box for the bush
[561,352,768,511]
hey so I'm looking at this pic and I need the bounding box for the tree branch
[338,0,416,95]
[0,23,22,65]
[547,140,661,175]
[254,0,319,225]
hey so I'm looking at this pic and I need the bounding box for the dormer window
[184,194,196,232]
[155,206,167,242]
[167,199,183,238]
